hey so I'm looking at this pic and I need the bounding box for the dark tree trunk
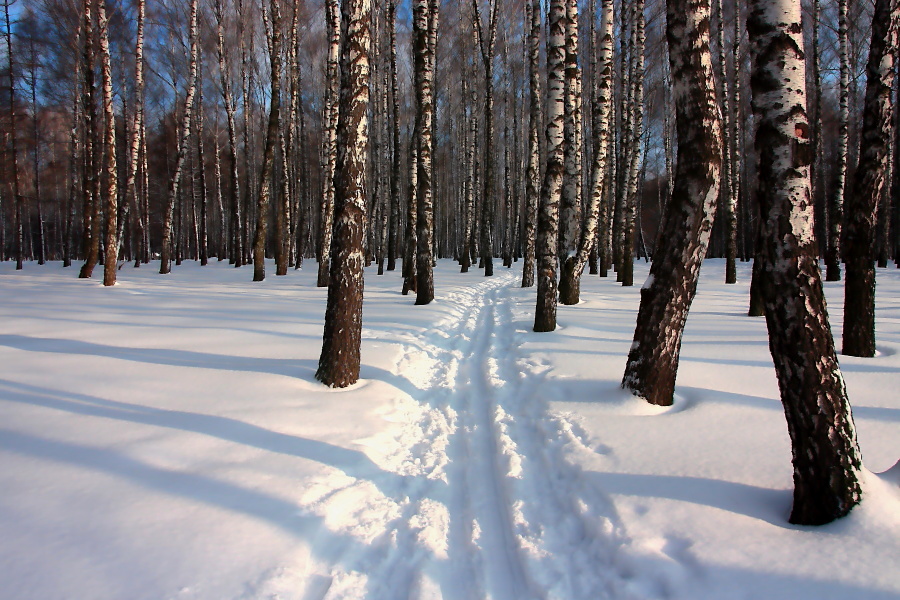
[621,0,722,406]
[316,0,371,389]
[842,0,897,358]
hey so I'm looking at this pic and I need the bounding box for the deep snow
[0,258,897,600]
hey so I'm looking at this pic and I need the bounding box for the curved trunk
[622,0,722,406]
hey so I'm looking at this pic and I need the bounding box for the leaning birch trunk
[252,0,282,282]
[558,0,585,304]
[318,0,341,287]
[748,0,863,525]
[842,0,899,358]
[560,0,613,301]
[621,0,722,406]
[316,0,371,389]
[534,0,566,332]
[521,0,541,287]
[98,0,118,285]
[827,0,851,282]
[160,0,200,275]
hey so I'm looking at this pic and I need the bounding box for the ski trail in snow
[295,270,639,600]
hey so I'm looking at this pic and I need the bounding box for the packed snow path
[298,270,635,600]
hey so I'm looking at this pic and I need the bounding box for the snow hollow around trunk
[0,259,897,600]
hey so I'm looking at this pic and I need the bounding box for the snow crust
[0,259,898,600]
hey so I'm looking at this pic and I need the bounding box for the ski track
[293,271,644,600]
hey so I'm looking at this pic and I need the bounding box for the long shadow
[0,335,425,400]
[0,379,432,501]
[588,471,793,526]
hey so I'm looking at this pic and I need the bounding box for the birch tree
[621,0,722,406]
[842,0,899,357]
[78,0,99,278]
[534,0,565,332]
[317,0,340,287]
[748,0,863,525]
[316,0,371,388]
[521,0,541,287]
[558,0,613,302]
[827,0,851,281]
[413,0,438,305]
[98,0,117,286]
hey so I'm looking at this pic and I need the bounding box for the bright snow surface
[0,258,898,600]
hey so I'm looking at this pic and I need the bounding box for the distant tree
[842,0,898,357]
[316,0,371,388]
[749,0,862,525]
[622,0,722,406]
[826,0,850,282]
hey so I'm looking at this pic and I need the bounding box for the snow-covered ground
[0,257,897,600]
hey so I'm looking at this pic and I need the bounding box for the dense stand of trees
[2,0,897,524]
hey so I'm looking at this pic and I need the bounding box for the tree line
[2,0,897,526]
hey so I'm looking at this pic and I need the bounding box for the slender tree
[316,0,371,388]
[2,0,22,270]
[622,0,722,406]
[521,0,541,287]
[842,0,899,357]
[78,0,99,278]
[97,0,117,285]
[748,0,863,525]
[827,0,851,281]
[317,0,340,287]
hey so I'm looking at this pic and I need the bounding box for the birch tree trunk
[842,0,899,358]
[123,0,146,269]
[619,1,644,288]
[558,0,585,304]
[534,0,566,332]
[414,0,438,304]
[316,0,371,389]
[748,0,863,525]
[160,0,200,275]
[78,0,99,278]
[521,0,542,287]
[559,0,613,302]
[317,0,341,287]
[827,0,851,281]
[387,0,401,272]
[97,0,117,285]
[621,0,722,406]
[252,0,282,282]
[713,0,736,284]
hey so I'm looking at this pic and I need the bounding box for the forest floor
[0,258,898,600]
